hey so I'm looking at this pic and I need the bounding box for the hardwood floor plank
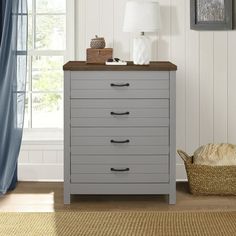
[0,182,235,212]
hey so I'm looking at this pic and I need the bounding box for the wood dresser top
[63,61,177,71]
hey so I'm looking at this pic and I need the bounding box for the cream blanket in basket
[193,143,236,166]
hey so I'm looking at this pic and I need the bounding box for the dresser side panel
[169,71,177,204]
[64,71,71,204]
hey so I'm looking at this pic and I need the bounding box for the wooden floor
[0,182,236,212]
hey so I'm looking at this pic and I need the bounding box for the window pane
[24,94,29,128]
[36,15,65,50]
[36,0,66,13]
[32,56,63,91]
[32,93,63,128]
[26,57,31,91]
[27,0,32,14]
[28,15,33,50]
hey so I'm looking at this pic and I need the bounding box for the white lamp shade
[123,1,161,33]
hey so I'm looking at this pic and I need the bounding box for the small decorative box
[86,48,113,64]
[90,35,106,49]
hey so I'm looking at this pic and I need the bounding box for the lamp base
[133,36,151,65]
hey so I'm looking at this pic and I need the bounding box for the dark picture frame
[190,0,233,30]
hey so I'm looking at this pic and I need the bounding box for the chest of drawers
[63,61,177,204]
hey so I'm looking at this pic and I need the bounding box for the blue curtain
[0,0,27,194]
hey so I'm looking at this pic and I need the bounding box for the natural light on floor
[0,193,55,212]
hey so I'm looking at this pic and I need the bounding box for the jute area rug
[0,211,236,236]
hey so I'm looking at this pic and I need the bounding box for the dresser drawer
[71,79,169,90]
[71,173,169,183]
[71,99,169,122]
[71,108,169,118]
[71,136,169,146]
[71,164,168,174]
[71,72,169,99]
[71,155,169,165]
[71,145,169,155]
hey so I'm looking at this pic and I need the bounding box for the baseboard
[18,163,187,182]
[176,164,187,180]
[18,163,63,181]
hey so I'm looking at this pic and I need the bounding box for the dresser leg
[168,193,176,205]
[64,192,71,204]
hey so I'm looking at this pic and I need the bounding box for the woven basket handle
[177,150,192,163]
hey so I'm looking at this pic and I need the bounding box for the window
[25,0,66,129]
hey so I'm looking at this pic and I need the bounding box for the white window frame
[23,0,75,142]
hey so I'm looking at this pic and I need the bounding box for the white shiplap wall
[74,0,236,179]
[19,0,236,181]
[18,142,63,181]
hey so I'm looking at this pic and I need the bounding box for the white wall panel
[170,0,186,165]
[76,0,86,60]
[18,150,29,163]
[185,0,200,154]
[100,0,114,48]
[228,32,236,144]
[85,0,100,49]
[43,151,57,163]
[18,164,63,181]
[199,32,214,145]
[213,32,228,143]
[113,0,131,60]
[157,0,171,61]
[19,142,64,181]
[28,151,43,163]
[57,150,64,163]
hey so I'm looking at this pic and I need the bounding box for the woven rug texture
[0,211,236,236]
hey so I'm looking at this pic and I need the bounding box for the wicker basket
[177,150,236,195]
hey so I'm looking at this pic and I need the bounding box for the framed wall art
[190,0,233,30]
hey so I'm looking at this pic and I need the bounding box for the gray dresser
[63,61,177,204]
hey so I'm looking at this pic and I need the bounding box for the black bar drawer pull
[110,168,130,172]
[110,139,130,144]
[110,111,130,116]
[110,83,130,87]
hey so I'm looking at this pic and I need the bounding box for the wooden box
[86,48,113,64]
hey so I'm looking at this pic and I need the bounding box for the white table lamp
[123,1,161,65]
